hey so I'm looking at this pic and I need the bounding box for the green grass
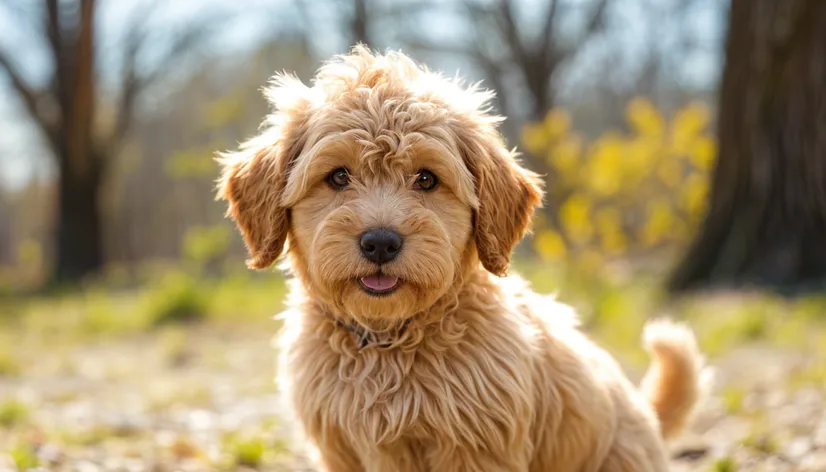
[147,384,213,412]
[721,386,747,414]
[2,259,826,470]
[788,360,826,390]
[1,268,286,343]
[741,429,779,454]
[57,425,117,446]
[2,260,826,360]
[231,435,266,467]
[711,456,737,472]
[221,433,268,468]
[142,271,211,325]
[0,399,30,428]
[8,441,39,470]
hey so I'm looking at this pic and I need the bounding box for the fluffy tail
[640,319,711,440]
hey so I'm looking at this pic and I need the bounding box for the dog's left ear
[453,116,544,277]
[217,137,293,270]
[216,76,313,270]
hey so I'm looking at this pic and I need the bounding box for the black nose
[359,229,403,264]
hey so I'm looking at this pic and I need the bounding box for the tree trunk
[669,0,826,293]
[52,0,103,284]
[351,0,371,46]
[54,155,104,283]
[524,60,554,121]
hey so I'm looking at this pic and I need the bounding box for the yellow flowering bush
[522,98,715,266]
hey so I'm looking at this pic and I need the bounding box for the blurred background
[1,0,825,471]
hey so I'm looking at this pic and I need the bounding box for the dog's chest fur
[277,302,538,459]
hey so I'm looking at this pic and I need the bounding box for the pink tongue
[360,274,399,291]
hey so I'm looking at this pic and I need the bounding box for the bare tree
[0,0,214,283]
[669,0,826,293]
[411,0,610,121]
[294,0,377,50]
[351,0,372,46]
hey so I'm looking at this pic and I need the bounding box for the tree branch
[44,0,73,119]
[0,49,58,148]
[105,11,148,157]
[105,17,217,157]
[0,54,40,123]
[540,0,561,54]
[44,0,61,64]
[352,0,371,46]
[491,0,531,70]
[555,0,611,61]
[580,0,611,42]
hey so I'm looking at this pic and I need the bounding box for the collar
[333,316,413,349]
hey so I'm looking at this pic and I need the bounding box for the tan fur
[641,320,711,440]
[218,45,709,472]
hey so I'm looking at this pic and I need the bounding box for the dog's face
[218,47,542,322]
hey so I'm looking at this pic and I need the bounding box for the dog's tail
[639,319,711,441]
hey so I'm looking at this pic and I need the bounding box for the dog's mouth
[358,273,402,296]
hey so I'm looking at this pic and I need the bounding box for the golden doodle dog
[217,46,709,472]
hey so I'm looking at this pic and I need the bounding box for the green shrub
[712,457,737,472]
[9,442,39,470]
[226,434,266,467]
[182,225,231,267]
[78,288,145,335]
[0,399,29,428]
[143,271,210,326]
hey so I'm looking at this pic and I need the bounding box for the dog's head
[218,46,543,322]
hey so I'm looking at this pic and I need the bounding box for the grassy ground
[1,262,826,471]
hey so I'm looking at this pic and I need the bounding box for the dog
[217,46,709,472]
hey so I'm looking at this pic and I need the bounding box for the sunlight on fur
[217,45,710,472]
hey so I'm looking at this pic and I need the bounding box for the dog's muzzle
[359,228,403,264]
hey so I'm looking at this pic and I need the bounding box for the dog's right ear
[216,76,313,270]
[449,107,544,277]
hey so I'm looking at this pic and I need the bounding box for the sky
[0,0,725,191]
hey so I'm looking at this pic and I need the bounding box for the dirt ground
[1,323,824,472]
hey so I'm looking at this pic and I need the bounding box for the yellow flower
[623,137,658,187]
[641,199,676,246]
[626,98,664,137]
[560,194,594,243]
[535,230,567,260]
[586,136,624,196]
[592,208,627,254]
[689,136,716,171]
[520,97,716,258]
[543,108,571,139]
[521,123,549,155]
[672,102,710,142]
[548,135,582,174]
[682,172,709,218]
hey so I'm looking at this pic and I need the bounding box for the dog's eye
[327,168,350,189]
[413,170,438,192]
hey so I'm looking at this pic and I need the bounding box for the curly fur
[218,45,709,472]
